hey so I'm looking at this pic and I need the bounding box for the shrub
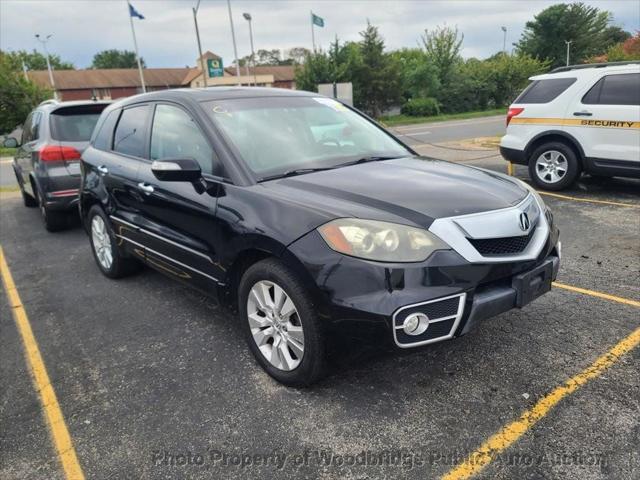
[400,97,440,117]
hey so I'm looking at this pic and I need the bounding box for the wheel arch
[524,130,585,167]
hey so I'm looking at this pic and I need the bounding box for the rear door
[133,102,225,290]
[568,71,640,163]
[90,104,151,255]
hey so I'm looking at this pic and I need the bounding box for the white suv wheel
[535,150,568,184]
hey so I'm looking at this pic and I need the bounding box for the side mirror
[3,137,19,148]
[151,158,202,182]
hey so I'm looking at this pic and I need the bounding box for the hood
[260,157,529,228]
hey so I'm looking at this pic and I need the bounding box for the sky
[1,0,639,69]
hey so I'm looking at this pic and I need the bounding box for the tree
[390,48,440,101]
[587,31,640,62]
[255,49,282,65]
[287,47,311,64]
[91,49,144,69]
[352,22,402,117]
[421,25,463,88]
[0,52,52,133]
[1,49,74,71]
[515,3,620,68]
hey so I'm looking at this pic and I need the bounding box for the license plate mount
[512,260,553,308]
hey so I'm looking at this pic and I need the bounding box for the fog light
[402,312,430,336]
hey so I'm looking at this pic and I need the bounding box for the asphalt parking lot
[1,147,638,479]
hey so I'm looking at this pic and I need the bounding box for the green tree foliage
[91,49,144,69]
[351,22,402,117]
[2,49,74,71]
[421,25,463,88]
[0,52,52,133]
[390,48,440,100]
[516,3,621,68]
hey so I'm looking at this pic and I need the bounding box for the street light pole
[226,0,242,86]
[35,34,58,100]
[243,12,257,86]
[565,40,573,66]
[193,0,207,88]
[501,26,507,55]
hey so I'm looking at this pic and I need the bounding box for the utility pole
[193,0,207,88]
[501,26,507,55]
[310,11,316,52]
[243,12,257,86]
[227,0,241,86]
[35,34,58,100]
[565,40,573,66]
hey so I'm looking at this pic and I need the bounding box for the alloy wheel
[535,150,568,184]
[246,280,304,371]
[91,215,113,270]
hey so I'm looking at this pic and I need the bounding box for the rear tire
[14,170,37,207]
[238,258,327,387]
[87,205,141,279]
[38,192,68,232]
[528,142,581,191]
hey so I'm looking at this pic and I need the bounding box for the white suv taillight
[506,107,524,126]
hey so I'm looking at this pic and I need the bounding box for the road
[389,115,505,146]
[1,146,639,479]
[0,158,14,188]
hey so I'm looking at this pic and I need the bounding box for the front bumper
[287,224,560,349]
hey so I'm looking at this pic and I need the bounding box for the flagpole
[310,11,316,52]
[128,4,146,93]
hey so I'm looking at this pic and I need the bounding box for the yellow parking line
[0,246,85,480]
[441,325,640,480]
[537,190,640,208]
[552,282,640,307]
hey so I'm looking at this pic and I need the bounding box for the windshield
[204,96,409,179]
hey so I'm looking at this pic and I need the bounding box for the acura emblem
[519,212,530,231]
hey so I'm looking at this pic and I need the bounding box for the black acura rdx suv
[80,88,560,386]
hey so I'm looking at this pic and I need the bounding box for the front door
[133,102,226,291]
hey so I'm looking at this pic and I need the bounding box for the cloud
[1,0,638,69]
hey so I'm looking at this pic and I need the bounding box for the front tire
[88,205,141,278]
[238,258,326,387]
[528,142,581,191]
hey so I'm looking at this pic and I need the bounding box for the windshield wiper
[338,155,401,167]
[258,167,336,182]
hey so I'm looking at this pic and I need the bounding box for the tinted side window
[21,113,34,144]
[113,105,149,157]
[582,74,640,106]
[514,78,577,104]
[150,104,219,176]
[30,112,42,140]
[93,110,120,151]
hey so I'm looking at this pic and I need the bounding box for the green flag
[311,13,324,27]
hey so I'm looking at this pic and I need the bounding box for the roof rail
[38,99,59,107]
[551,60,639,73]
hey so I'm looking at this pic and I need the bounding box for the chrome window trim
[392,293,466,348]
[110,215,212,262]
[429,193,549,264]
[115,234,222,284]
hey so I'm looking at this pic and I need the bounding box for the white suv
[500,62,640,190]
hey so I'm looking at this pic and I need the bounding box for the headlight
[317,218,449,262]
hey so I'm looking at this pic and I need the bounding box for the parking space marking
[552,282,640,307]
[441,325,640,480]
[0,246,85,480]
[537,191,640,208]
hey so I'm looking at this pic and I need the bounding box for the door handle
[97,165,109,174]
[137,182,155,194]
[573,111,592,117]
